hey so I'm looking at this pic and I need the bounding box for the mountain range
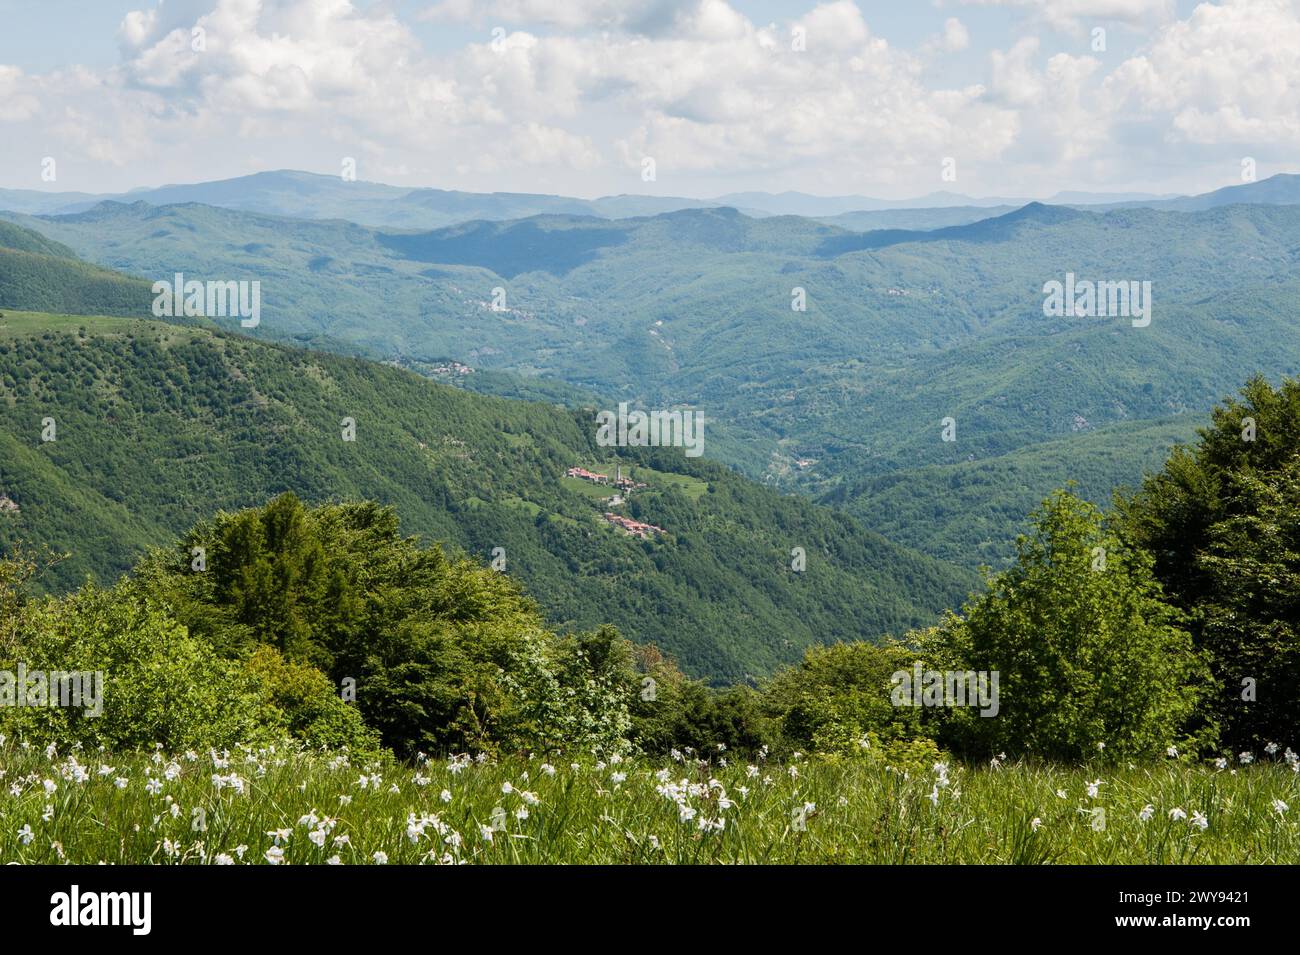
[0,168,1192,231]
[7,172,1300,569]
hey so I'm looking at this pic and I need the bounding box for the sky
[0,0,1295,200]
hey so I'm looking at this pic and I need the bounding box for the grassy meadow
[2,740,1297,865]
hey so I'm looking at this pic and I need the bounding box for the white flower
[1169,807,1187,821]
[265,846,285,865]
[440,789,452,804]
[1213,758,1228,770]
[326,855,342,865]
[1239,751,1255,764]
[145,778,162,795]
[1086,780,1102,799]
[372,851,388,865]
[1166,746,1178,758]
[17,824,33,845]
[214,853,234,865]
[541,763,556,776]
[1031,817,1042,831]
[42,779,56,796]
[1191,811,1208,831]
[1139,804,1155,822]
[501,782,514,795]
[479,825,495,842]
[1272,799,1288,815]
[1055,789,1067,799]
[1265,742,1279,756]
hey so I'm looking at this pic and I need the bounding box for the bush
[926,489,1215,761]
[627,643,774,757]
[1,582,264,750]
[762,641,934,757]
[243,646,380,753]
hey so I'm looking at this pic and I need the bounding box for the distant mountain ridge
[15,168,1300,232]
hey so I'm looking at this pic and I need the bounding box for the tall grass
[1,741,1296,864]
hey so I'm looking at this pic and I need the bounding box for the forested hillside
[0,221,153,317]
[0,310,972,681]
[10,195,1300,569]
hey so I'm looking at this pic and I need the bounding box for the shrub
[242,646,380,753]
[926,489,1215,761]
[1,582,264,750]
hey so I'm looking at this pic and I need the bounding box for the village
[564,464,665,539]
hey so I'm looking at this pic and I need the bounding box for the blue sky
[0,0,1293,199]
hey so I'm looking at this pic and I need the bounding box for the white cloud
[1103,0,1300,144]
[419,0,701,34]
[2,0,1298,197]
[941,17,971,52]
[960,0,1175,34]
[0,66,41,122]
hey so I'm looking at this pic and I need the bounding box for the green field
[561,461,710,502]
[4,742,1296,864]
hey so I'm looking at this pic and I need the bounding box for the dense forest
[3,373,1298,762]
[0,309,970,682]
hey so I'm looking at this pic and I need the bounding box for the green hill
[0,220,154,317]
[0,309,974,683]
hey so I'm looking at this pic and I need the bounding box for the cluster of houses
[565,465,664,537]
[602,512,665,539]
[0,494,19,514]
[564,465,648,492]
